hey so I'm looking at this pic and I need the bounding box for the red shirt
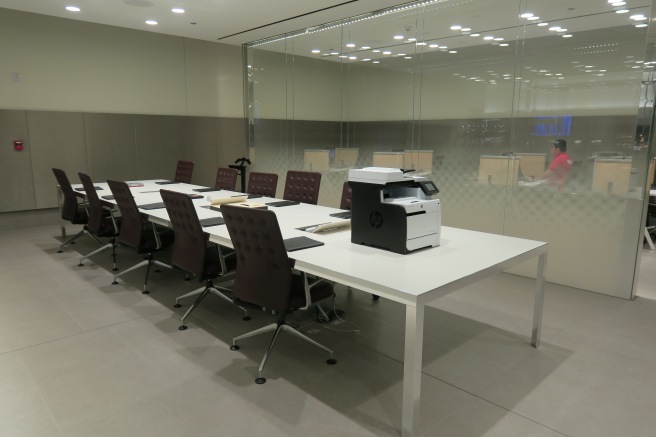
[547,152,572,190]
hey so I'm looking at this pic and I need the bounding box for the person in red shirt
[537,139,572,191]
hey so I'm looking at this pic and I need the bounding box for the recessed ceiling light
[439,45,447,49]
[172,8,185,13]
[145,20,158,25]
[520,13,534,18]
[635,24,648,28]
[449,50,457,54]
[616,9,629,13]
[361,46,371,50]
[416,42,427,45]
[65,6,80,12]
[499,43,509,46]
[630,14,647,20]
[373,61,380,64]
[557,28,568,32]
[461,27,471,32]
[555,73,562,76]
[527,16,540,21]
[429,44,439,48]
[562,34,573,38]
[450,25,462,30]
[397,53,406,56]
[362,58,371,61]
[494,37,504,41]
[404,56,412,59]
[346,43,356,47]
[611,1,626,5]
[394,35,404,40]
[537,22,549,26]
[339,55,347,58]
[373,49,381,53]
[483,36,494,40]
[349,56,357,60]
[470,33,480,37]
[549,26,561,31]
[330,52,339,55]
[311,49,320,54]
[383,51,392,55]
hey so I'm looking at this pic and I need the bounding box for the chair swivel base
[58,228,102,253]
[176,282,249,331]
[112,256,171,294]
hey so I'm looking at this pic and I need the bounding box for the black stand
[229,157,251,192]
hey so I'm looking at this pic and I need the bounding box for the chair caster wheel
[112,280,118,285]
[173,303,181,308]
[112,267,118,272]
[178,325,187,331]
[372,295,380,301]
[155,269,161,273]
[142,290,150,294]
[77,263,84,267]
[57,249,63,253]
[230,345,240,351]
[242,316,251,321]
[327,359,337,365]
[255,377,266,384]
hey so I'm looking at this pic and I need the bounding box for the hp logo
[369,211,383,229]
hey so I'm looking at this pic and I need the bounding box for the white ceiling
[0,0,411,45]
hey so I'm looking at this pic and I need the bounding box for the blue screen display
[532,115,572,136]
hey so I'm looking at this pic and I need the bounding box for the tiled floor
[1,224,656,436]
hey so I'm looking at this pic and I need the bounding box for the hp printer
[348,167,441,254]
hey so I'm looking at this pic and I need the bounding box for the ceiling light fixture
[429,44,439,48]
[408,38,417,42]
[483,36,494,40]
[449,50,457,53]
[549,26,561,31]
[450,25,462,30]
[562,34,573,37]
[630,14,647,20]
[171,8,185,13]
[616,9,629,13]
[461,27,471,31]
[470,33,480,37]
[383,51,392,55]
[311,49,320,53]
[527,16,540,21]
[145,20,158,25]
[520,13,533,18]
[65,6,80,12]
[346,43,356,47]
[394,35,404,39]
[494,37,504,41]
[361,46,371,50]
[635,24,648,28]
[499,43,509,46]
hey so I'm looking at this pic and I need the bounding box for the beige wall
[0,8,243,117]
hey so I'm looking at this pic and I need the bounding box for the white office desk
[68,180,548,437]
[202,203,548,437]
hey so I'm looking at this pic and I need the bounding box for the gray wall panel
[134,115,182,181]
[27,111,87,209]
[84,113,137,182]
[217,117,247,167]
[181,117,218,187]
[0,110,35,212]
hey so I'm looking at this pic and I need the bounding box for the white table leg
[645,227,655,250]
[532,252,547,347]
[402,303,424,437]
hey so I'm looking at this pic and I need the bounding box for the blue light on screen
[532,115,572,136]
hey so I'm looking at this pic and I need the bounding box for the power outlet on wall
[11,72,22,83]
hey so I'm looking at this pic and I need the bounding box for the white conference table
[70,179,548,437]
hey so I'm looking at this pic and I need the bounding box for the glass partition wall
[245,0,655,298]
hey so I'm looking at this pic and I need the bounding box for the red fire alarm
[13,140,23,151]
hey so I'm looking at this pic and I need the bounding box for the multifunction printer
[348,167,441,254]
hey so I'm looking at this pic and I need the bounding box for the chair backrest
[214,167,238,191]
[78,172,105,234]
[52,168,80,222]
[247,171,278,197]
[107,180,145,248]
[340,181,352,210]
[283,170,321,205]
[175,160,194,183]
[160,190,207,275]
[221,204,292,312]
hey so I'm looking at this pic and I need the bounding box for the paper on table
[207,195,248,205]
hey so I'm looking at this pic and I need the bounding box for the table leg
[532,252,547,347]
[402,303,424,437]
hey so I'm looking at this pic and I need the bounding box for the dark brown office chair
[77,172,120,270]
[107,180,174,294]
[221,204,336,384]
[283,170,322,205]
[340,181,352,210]
[160,190,249,330]
[174,160,194,184]
[247,171,278,197]
[52,168,102,253]
[214,167,239,191]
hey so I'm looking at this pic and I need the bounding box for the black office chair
[175,160,194,184]
[247,171,278,197]
[340,181,352,210]
[107,180,174,294]
[52,168,101,253]
[214,167,239,191]
[77,172,120,270]
[283,170,322,205]
[221,203,336,384]
[160,190,249,330]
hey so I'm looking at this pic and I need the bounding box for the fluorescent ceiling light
[450,25,462,30]
[172,8,185,13]
[616,9,629,13]
[65,6,80,12]
[520,13,533,18]
[483,36,494,40]
[394,35,404,40]
[537,22,549,26]
[311,49,320,53]
[346,43,355,47]
[145,20,158,25]
[527,16,540,21]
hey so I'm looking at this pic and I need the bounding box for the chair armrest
[299,272,330,311]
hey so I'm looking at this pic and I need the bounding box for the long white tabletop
[67,179,548,437]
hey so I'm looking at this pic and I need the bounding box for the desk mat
[101,195,115,200]
[193,187,219,193]
[155,181,179,185]
[329,211,351,219]
[75,186,103,191]
[267,200,300,207]
[199,217,225,227]
[139,202,166,210]
[247,194,263,199]
[283,236,324,252]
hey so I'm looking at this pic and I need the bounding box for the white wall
[0,8,243,117]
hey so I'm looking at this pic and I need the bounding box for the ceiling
[0,0,412,45]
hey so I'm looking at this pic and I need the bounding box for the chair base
[112,254,171,294]
[232,319,335,384]
[58,228,102,253]
[176,280,249,330]
[78,239,117,271]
